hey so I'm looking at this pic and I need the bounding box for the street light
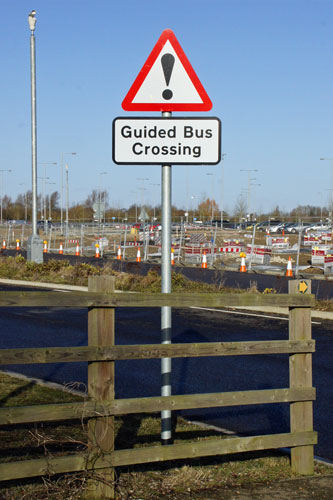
[39,162,57,232]
[150,183,160,221]
[220,153,226,228]
[320,158,333,223]
[46,182,56,220]
[240,169,258,219]
[0,170,12,225]
[60,152,76,233]
[136,177,149,220]
[206,172,214,222]
[98,172,107,234]
[250,182,261,219]
[28,10,43,262]
[18,183,28,222]
[130,190,138,222]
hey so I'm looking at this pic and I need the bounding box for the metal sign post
[161,112,172,443]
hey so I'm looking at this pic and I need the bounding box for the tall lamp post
[98,172,107,235]
[206,172,214,222]
[27,10,43,262]
[60,152,76,233]
[220,153,226,228]
[46,182,56,220]
[18,183,28,222]
[0,170,12,225]
[240,169,258,220]
[150,183,160,221]
[320,158,333,223]
[39,162,57,232]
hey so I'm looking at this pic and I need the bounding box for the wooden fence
[0,276,316,499]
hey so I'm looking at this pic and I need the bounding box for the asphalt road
[0,284,332,461]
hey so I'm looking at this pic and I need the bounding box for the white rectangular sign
[112,117,221,165]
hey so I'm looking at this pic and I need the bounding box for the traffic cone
[16,239,20,251]
[2,240,6,250]
[285,256,293,277]
[43,240,48,253]
[240,252,247,272]
[59,242,63,255]
[136,248,141,262]
[95,243,100,258]
[282,229,285,236]
[171,248,175,266]
[117,246,122,260]
[75,243,80,256]
[201,251,207,269]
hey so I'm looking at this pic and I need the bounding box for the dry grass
[0,370,331,499]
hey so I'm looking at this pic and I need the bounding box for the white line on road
[190,306,321,325]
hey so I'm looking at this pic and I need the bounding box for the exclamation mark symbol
[161,53,175,100]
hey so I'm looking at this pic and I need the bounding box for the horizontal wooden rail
[0,388,316,425]
[0,340,315,365]
[0,291,315,308]
[0,431,317,481]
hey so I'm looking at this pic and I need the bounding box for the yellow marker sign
[298,281,308,294]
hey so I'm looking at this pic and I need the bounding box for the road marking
[190,306,321,325]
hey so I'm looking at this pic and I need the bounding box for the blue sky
[1,0,332,215]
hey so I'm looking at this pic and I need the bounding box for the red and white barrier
[311,246,333,265]
[266,236,289,249]
[246,245,271,265]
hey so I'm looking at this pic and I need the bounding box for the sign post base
[27,234,44,263]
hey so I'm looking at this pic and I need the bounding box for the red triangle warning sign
[122,29,212,112]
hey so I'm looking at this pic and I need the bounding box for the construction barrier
[246,244,271,265]
[223,239,244,247]
[324,255,333,273]
[303,235,321,246]
[266,236,289,249]
[311,246,333,265]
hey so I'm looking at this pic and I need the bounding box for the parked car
[305,223,329,233]
[286,222,311,233]
[256,220,282,232]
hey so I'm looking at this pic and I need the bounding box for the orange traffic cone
[117,246,122,260]
[282,229,285,236]
[201,251,207,269]
[171,248,175,266]
[43,240,48,253]
[136,248,141,262]
[95,243,100,258]
[240,253,247,272]
[16,239,20,251]
[285,256,293,277]
[2,240,6,250]
[59,242,63,255]
[75,243,80,256]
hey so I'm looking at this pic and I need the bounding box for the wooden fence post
[87,275,115,499]
[288,279,314,475]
